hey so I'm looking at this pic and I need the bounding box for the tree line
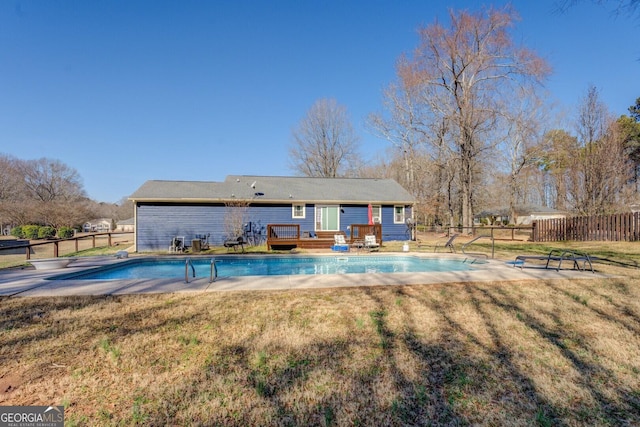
[4,5,639,234]
[0,154,132,236]
[289,6,640,228]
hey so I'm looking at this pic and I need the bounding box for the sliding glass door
[315,205,339,231]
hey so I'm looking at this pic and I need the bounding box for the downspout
[132,198,138,253]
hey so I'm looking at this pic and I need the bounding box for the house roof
[513,205,567,215]
[85,218,112,224]
[129,175,414,204]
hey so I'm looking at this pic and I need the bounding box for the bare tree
[20,158,85,202]
[223,200,249,240]
[17,157,90,227]
[538,129,580,210]
[501,89,550,222]
[570,86,630,214]
[556,0,640,17]
[0,154,26,228]
[376,6,550,230]
[289,98,360,177]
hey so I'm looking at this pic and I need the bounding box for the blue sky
[1,0,639,203]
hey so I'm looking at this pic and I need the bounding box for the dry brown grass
[1,269,639,425]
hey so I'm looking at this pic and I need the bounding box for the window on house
[372,205,381,223]
[292,204,305,219]
[315,205,340,231]
[394,206,405,224]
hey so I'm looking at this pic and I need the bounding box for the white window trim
[393,205,405,224]
[292,204,306,219]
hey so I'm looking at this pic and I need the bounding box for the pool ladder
[184,257,218,284]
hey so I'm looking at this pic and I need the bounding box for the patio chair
[364,234,380,252]
[170,236,184,252]
[435,234,458,253]
[417,233,459,253]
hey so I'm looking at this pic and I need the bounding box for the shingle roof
[129,175,414,204]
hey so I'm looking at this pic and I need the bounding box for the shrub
[10,226,24,238]
[22,225,40,240]
[57,226,74,239]
[38,226,56,239]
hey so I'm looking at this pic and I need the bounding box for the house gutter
[129,198,414,205]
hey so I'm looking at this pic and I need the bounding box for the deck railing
[266,224,300,250]
[265,224,385,250]
[349,224,382,244]
[267,224,300,240]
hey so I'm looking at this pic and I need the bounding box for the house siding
[135,202,412,251]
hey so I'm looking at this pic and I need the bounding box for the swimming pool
[56,255,480,280]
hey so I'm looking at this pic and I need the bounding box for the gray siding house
[129,175,414,252]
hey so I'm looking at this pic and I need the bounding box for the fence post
[531,221,537,242]
[92,235,96,248]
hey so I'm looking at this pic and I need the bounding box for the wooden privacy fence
[532,213,640,242]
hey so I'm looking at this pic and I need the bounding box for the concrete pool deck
[0,253,606,297]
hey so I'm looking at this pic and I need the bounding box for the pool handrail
[185,258,196,283]
[210,258,217,283]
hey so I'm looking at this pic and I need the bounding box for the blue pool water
[56,256,479,280]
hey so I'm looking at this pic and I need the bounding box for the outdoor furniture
[224,236,246,252]
[434,234,458,253]
[170,236,185,252]
[351,239,365,252]
[417,233,458,253]
[364,234,380,252]
[331,234,349,252]
[513,249,595,273]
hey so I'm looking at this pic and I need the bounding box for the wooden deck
[266,224,382,250]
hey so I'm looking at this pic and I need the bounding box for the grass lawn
[1,239,639,425]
